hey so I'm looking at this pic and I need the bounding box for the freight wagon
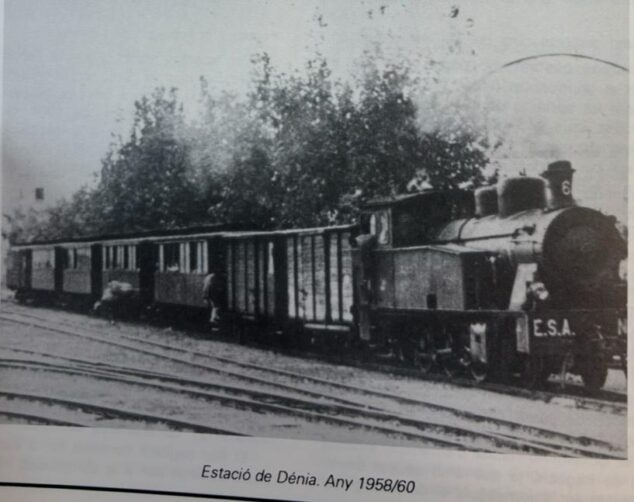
[223,226,357,342]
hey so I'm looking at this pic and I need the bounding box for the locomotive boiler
[355,161,626,389]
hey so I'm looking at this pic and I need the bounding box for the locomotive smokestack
[541,160,575,210]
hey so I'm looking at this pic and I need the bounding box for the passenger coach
[153,232,224,310]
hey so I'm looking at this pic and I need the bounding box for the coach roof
[10,223,236,248]
[10,223,359,248]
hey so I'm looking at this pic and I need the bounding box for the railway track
[0,357,492,453]
[4,303,627,413]
[0,308,626,458]
[0,353,620,458]
[0,390,245,435]
[2,306,626,415]
[0,410,84,427]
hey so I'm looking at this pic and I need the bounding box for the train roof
[221,224,358,239]
[10,223,236,248]
[10,222,359,249]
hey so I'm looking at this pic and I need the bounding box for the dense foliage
[7,52,493,242]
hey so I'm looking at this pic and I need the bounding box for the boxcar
[224,225,357,337]
[224,231,285,327]
[283,226,357,333]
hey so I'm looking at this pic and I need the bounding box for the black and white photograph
[1,0,628,474]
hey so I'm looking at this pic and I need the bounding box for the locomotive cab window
[394,210,421,246]
[370,210,391,246]
[388,191,475,247]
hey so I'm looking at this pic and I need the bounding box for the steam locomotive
[355,161,626,390]
[5,160,627,391]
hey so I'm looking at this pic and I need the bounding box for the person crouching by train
[202,272,223,329]
[93,281,140,322]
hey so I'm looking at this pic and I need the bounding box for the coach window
[189,242,198,273]
[108,244,137,271]
[66,248,78,269]
[32,249,42,269]
[33,249,54,269]
[66,248,85,269]
[188,241,207,274]
[130,245,138,270]
[198,241,209,274]
[104,246,118,270]
[112,246,119,269]
[268,242,275,275]
[179,242,188,272]
[76,247,90,269]
[162,243,180,272]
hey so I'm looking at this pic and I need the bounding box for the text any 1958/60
[201,465,417,494]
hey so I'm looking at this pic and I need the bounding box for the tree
[211,51,491,228]
[8,49,495,242]
[95,87,204,233]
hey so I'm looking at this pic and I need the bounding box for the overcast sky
[2,0,629,221]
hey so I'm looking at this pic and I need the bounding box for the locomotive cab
[361,190,475,248]
[354,190,484,345]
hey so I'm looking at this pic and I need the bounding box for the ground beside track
[0,300,627,457]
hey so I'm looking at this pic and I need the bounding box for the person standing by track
[202,272,223,329]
